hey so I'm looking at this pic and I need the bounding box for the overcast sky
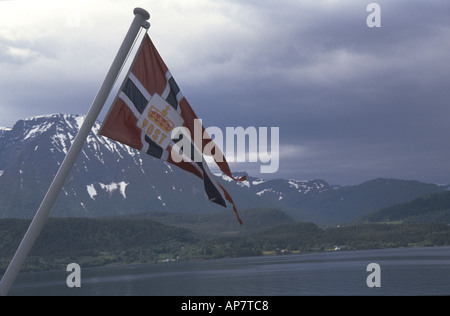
[1,0,449,185]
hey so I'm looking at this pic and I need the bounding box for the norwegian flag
[99,34,245,224]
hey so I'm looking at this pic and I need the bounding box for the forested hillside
[358,191,450,224]
[1,210,449,273]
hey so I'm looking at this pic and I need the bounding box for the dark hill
[357,190,450,224]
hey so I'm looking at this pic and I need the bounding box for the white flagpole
[0,7,150,296]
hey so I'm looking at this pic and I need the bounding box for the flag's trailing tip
[235,207,243,226]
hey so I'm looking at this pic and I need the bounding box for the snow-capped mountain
[0,114,445,224]
[220,172,445,224]
[217,171,330,204]
[0,114,243,218]
[0,114,332,221]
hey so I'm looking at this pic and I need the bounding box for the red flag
[100,34,245,224]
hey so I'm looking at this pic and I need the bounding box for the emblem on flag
[99,34,245,224]
[137,94,183,148]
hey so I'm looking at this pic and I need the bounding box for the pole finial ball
[134,8,150,20]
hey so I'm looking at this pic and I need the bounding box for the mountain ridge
[0,113,445,224]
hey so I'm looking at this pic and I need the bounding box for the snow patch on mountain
[100,181,129,198]
[252,179,267,185]
[24,122,54,140]
[87,184,97,200]
[87,181,129,200]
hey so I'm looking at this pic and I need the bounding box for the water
[7,246,450,296]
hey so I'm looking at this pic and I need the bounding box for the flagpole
[0,7,150,296]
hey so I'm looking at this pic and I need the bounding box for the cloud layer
[1,0,449,185]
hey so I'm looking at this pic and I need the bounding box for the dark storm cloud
[186,0,450,184]
[1,1,449,185]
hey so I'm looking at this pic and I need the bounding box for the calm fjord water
[8,246,450,296]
